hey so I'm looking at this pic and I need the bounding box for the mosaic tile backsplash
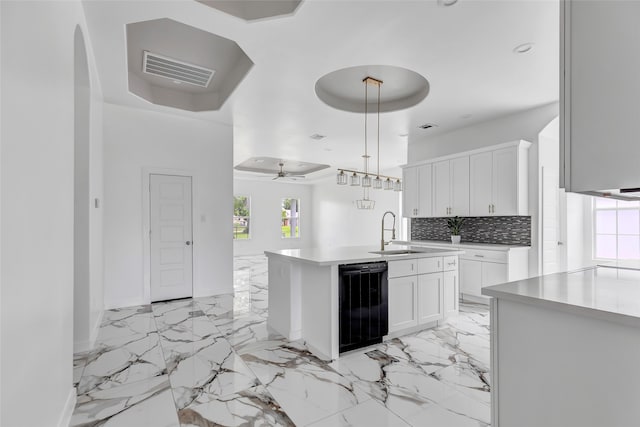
[411,216,531,246]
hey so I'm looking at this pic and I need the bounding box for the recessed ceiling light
[418,123,438,130]
[513,43,534,54]
[437,0,458,6]
[254,159,265,163]
[310,134,327,140]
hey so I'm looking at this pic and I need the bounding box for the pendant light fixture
[336,76,402,209]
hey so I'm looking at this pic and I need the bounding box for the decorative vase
[451,235,461,244]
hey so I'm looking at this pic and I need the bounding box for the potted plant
[446,216,465,244]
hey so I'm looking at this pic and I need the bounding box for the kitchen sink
[369,249,422,255]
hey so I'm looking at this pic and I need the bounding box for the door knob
[186,241,192,246]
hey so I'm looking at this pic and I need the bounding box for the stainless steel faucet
[381,211,396,250]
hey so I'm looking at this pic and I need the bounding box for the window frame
[281,197,301,239]
[592,197,640,260]
[233,195,251,240]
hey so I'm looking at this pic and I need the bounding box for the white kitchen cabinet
[458,247,529,302]
[402,163,432,218]
[470,143,529,216]
[433,157,469,217]
[460,259,482,297]
[561,0,640,194]
[388,255,460,334]
[417,273,442,324]
[443,270,458,316]
[482,261,508,288]
[388,275,418,333]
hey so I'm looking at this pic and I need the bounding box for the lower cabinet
[388,256,459,334]
[443,270,459,316]
[459,258,509,300]
[388,275,418,332]
[417,273,442,324]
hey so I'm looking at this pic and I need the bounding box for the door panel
[150,174,193,302]
[433,161,450,217]
[482,262,508,288]
[469,152,493,216]
[417,273,442,324]
[417,164,433,217]
[402,166,418,218]
[388,276,418,332]
[460,259,482,297]
[451,156,470,216]
[492,147,518,215]
[443,270,458,316]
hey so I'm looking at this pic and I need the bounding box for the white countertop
[482,266,640,328]
[264,245,463,267]
[393,240,530,252]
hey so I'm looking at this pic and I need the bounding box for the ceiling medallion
[336,77,402,210]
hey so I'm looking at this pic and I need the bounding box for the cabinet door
[388,276,418,333]
[469,152,493,216]
[492,147,518,215]
[450,156,470,216]
[459,259,482,297]
[433,160,450,217]
[482,261,508,287]
[443,270,459,316]
[417,273,443,324]
[417,163,433,217]
[402,166,418,218]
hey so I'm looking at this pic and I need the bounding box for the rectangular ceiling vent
[143,51,215,88]
[418,123,438,130]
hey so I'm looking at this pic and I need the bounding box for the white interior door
[542,167,560,274]
[150,174,193,302]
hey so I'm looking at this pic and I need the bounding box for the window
[233,196,250,240]
[593,197,640,259]
[281,198,300,238]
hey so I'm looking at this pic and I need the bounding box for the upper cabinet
[433,157,470,217]
[403,140,530,218]
[561,0,640,193]
[403,163,432,218]
[470,143,530,216]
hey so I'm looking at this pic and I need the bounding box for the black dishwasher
[339,262,388,353]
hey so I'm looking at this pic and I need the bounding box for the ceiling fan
[272,162,306,180]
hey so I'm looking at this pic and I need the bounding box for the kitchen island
[482,266,640,427]
[264,245,463,361]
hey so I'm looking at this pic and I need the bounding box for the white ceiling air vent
[142,51,215,88]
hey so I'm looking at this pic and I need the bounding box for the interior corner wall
[310,177,402,249]
[103,103,233,309]
[1,1,94,425]
[233,178,313,256]
[408,102,560,278]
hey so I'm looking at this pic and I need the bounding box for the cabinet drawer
[417,257,442,274]
[388,259,418,278]
[460,249,507,263]
[443,256,459,271]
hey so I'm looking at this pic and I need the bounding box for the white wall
[408,102,559,278]
[103,103,233,308]
[73,22,105,353]
[310,177,402,249]
[234,178,313,256]
[1,1,101,425]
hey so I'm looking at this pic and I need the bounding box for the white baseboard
[57,387,77,427]
[461,293,490,305]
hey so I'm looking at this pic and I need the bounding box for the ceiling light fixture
[513,43,534,54]
[336,76,402,209]
[437,0,458,6]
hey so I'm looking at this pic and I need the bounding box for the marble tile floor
[71,255,491,426]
